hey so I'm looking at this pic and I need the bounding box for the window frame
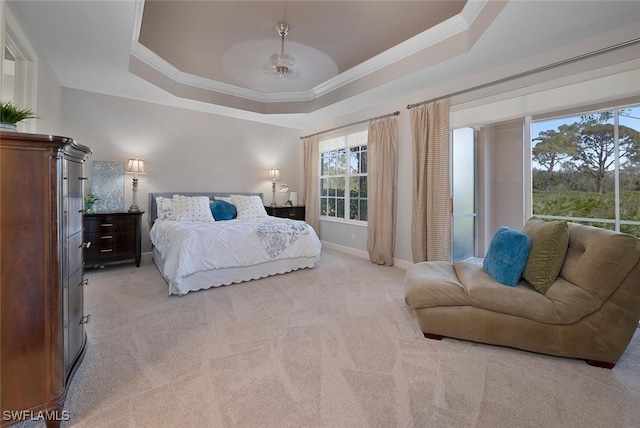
[318,127,368,224]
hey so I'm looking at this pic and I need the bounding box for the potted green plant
[84,194,101,214]
[0,100,37,131]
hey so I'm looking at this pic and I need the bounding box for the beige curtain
[302,135,320,235]
[409,99,451,262]
[367,117,398,266]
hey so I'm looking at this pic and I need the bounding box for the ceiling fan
[264,22,300,78]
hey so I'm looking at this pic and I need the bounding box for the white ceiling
[7,1,640,129]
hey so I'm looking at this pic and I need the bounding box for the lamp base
[128,205,141,213]
[271,181,277,207]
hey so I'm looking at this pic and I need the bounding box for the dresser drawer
[84,230,135,258]
[68,268,84,322]
[67,231,85,276]
[67,311,85,368]
[265,206,306,220]
[66,196,84,235]
[84,216,137,233]
[64,159,84,195]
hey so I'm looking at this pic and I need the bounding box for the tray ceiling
[131,0,488,114]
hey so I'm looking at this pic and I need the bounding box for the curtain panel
[367,116,398,266]
[409,99,451,262]
[302,135,320,235]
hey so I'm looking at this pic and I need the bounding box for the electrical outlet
[351,233,356,240]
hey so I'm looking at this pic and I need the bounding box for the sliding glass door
[451,127,477,261]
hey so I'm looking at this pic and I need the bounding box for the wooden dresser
[0,131,92,427]
[83,212,143,267]
[264,205,306,220]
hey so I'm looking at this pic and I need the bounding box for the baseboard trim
[320,241,412,270]
[321,241,369,259]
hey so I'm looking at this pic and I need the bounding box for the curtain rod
[300,110,400,140]
[406,37,640,110]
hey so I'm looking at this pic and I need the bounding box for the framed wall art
[91,160,125,212]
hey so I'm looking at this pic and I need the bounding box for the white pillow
[230,194,268,219]
[156,196,176,221]
[172,195,215,222]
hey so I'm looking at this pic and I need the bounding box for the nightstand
[265,206,306,220]
[83,212,143,267]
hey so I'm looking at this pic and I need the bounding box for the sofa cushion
[522,217,569,294]
[404,261,470,310]
[455,262,566,323]
[483,226,531,286]
[561,223,640,302]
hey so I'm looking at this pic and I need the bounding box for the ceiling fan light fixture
[265,22,298,79]
[268,52,295,77]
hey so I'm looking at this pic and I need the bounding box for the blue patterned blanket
[257,219,309,258]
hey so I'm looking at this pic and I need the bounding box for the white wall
[60,88,302,252]
[478,119,526,254]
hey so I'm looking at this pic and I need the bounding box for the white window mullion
[614,108,620,233]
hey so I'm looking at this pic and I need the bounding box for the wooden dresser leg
[45,418,62,428]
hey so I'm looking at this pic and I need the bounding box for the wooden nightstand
[83,212,143,267]
[265,206,306,220]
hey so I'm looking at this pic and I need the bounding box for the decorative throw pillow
[172,195,215,222]
[156,196,176,221]
[211,199,237,221]
[230,194,268,219]
[521,216,569,294]
[483,226,532,286]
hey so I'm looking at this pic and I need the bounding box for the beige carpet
[16,249,640,427]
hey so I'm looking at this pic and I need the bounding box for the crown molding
[129,0,488,106]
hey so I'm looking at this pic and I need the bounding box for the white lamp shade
[125,159,147,174]
[268,168,280,179]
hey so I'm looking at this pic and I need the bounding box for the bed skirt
[152,247,318,296]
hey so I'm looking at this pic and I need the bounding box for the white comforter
[149,218,321,293]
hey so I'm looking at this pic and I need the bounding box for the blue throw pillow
[210,199,237,221]
[483,226,532,286]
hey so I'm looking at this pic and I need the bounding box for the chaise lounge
[404,219,640,368]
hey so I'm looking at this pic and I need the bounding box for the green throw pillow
[522,217,569,294]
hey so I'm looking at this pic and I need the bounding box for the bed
[148,192,322,295]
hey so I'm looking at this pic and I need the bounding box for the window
[319,129,368,222]
[531,104,640,238]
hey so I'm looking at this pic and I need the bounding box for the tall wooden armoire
[1,131,92,427]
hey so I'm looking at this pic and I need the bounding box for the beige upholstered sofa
[404,222,640,368]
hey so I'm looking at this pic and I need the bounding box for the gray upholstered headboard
[148,192,263,226]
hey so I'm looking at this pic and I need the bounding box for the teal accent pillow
[210,200,237,221]
[483,226,532,286]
